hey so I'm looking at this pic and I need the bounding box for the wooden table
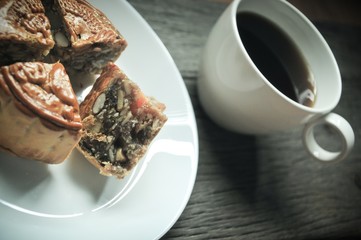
[128,0,361,238]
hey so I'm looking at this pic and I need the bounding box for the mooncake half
[0,62,82,164]
[44,0,127,73]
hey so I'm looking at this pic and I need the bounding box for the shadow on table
[197,109,262,202]
[195,96,325,231]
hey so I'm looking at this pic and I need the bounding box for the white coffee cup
[198,0,354,162]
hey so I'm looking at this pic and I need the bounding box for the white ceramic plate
[0,0,198,239]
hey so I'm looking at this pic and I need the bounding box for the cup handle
[302,113,355,162]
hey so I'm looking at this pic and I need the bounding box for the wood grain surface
[127,0,361,239]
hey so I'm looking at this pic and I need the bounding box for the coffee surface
[236,12,316,107]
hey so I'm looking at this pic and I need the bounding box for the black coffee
[236,12,316,107]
